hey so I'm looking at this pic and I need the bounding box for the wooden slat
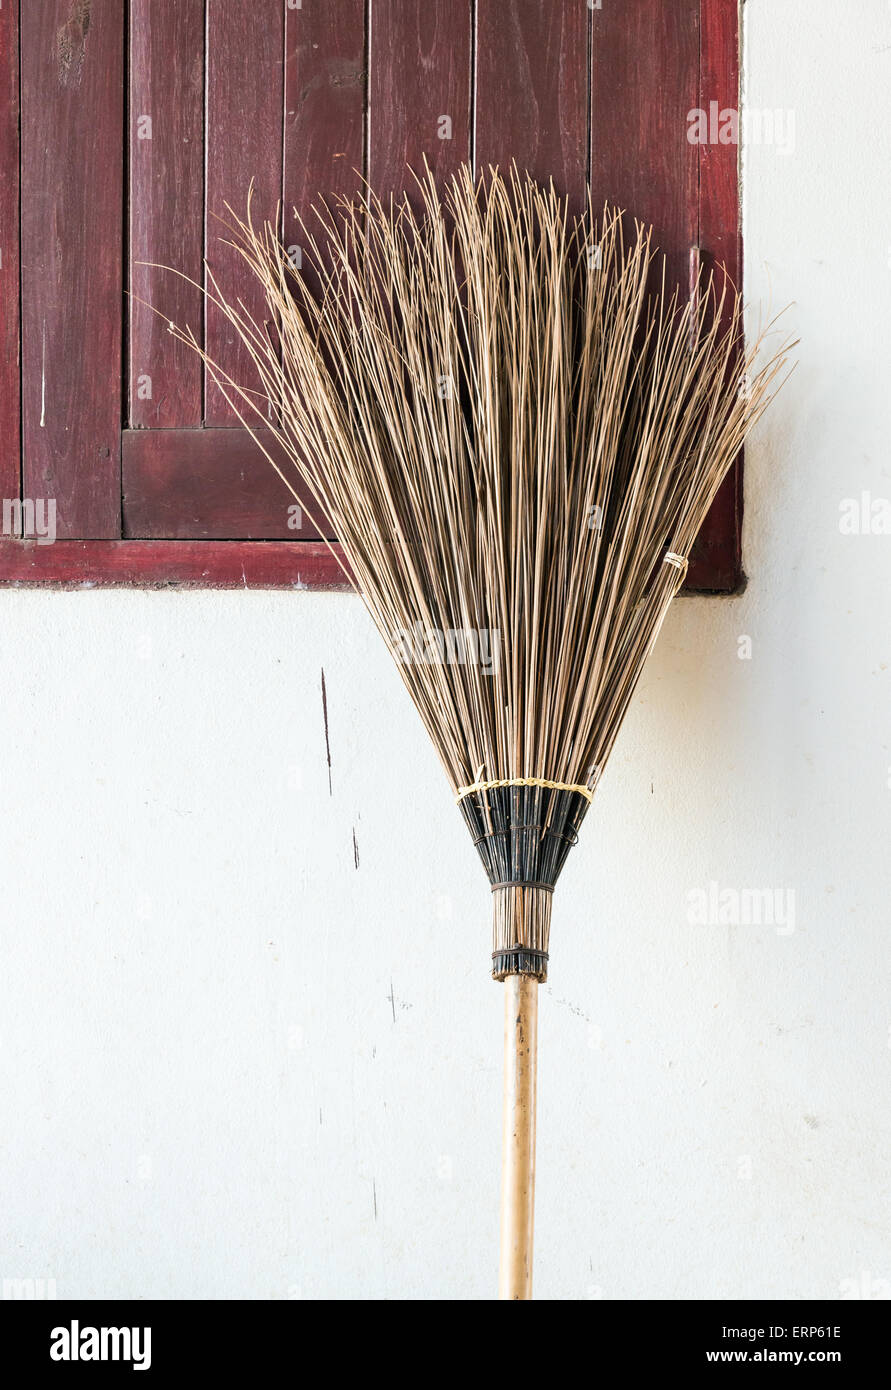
[591,0,699,290]
[475,0,588,211]
[699,0,741,284]
[687,0,742,592]
[205,0,284,426]
[123,429,335,539]
[283,0,365,295]
[0,539,350,590]
[368,0,472,198]
[20,0,124,538]
[0,0,20,510]
[129,0,205,428]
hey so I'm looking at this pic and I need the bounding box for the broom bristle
[164,164,792,976]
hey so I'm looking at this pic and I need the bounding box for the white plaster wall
[1,0,889,1301]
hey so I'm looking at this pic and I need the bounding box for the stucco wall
[1,0,889,1300]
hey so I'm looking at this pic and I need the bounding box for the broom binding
[459,783,592,980]
[492,947,550,982]
[492,883,552,982]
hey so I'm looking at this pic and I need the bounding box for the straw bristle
[163,164,792,974]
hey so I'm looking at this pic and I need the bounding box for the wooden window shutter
[1,1,741,590]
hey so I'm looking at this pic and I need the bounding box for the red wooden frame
[0,1,742,592]
[0,0,19,512]
[0,539,347,589]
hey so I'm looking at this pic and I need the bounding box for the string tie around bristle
[455,775,594,805]
[663,551,689,594]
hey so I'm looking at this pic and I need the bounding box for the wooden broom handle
[499,973,539,1299]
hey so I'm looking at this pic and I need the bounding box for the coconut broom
[155,164,790,1299]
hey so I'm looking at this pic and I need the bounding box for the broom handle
[499,973,539,1299]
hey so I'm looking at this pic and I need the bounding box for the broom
[155,164,790,1299]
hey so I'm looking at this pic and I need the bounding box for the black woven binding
[492,947,550,981]
[459,783,591,890]
[460,783,591,982]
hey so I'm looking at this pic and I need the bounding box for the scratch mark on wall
[372,1179,378,1221]
[547,990,591,1024]
[320,668,332,795]
[352,827,360,868]
[387,979,396,1024]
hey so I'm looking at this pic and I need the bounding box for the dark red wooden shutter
[1,0,742,590]
[21,0,123,539]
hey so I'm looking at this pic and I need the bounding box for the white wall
[2,0,890,1301]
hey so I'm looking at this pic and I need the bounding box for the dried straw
[158,162,791,866]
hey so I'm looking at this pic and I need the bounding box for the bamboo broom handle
[498,973,539,1300]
